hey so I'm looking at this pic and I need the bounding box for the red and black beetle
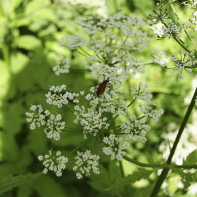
[96,80,109,96]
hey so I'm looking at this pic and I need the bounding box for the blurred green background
[0,0,197,196]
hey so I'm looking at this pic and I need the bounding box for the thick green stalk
[124,156,164,168]
[124,156,197,169]
[150,87,197,197]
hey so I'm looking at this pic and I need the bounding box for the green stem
[65,137,93,156]
[171,164,197,169]
[160,20,191,53]
[124,156,164,168]
[124,156,197,170]
[150,86,197,197]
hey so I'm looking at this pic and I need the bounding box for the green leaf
[145,151,154,164]
[27,129,48,155]
[172,168,197,189]
[109,161,122,185]
[11,52,29,74]
[88,165,112,195]
[14,35,41,50]
[167,175,181,195]
[89,164,153,196]
[31,8,57,22]
[109,168,153,193]
[25,0,49,15]
[3,101,24,135]
[32,175,66,197]
[0,173,41,195]
[183,149,197,165]
[17,184,32,197]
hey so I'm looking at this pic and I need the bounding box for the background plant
[0,0,197,197]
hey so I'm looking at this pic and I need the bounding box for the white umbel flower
[26,105,50,130]
[38,150,68,177]
[73,150,100,179]
[103,134,129,161]
[120,115,151,143]
[46,85,79,108]
[44,114,65,140]
[53,54,70,75]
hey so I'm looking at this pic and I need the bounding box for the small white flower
[44,114,65,140]
[103,134,129,161]
[120,115,151,143]
[151,49,169,67]
[46,85,79,108]
[53,55,70,75]
[139,102,164,122]
[73,150,100,179]
[150,22,164,37]
[188,183,197,195]
[26,105,50,130]
[130,82,152,103]
[171,49,195,79]
[38,150,68,177]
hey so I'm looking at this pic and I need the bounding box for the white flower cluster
[150,22,164,37]
[73,87,127,138]
[26,105,65,140]
[139,102,164,123]
[190,11,197,31]
[26,13,165,179]
[44,114,65,140]
[46,85,79,108]
[151,49,169,67]
[120,116,151,143]
[53,54,70,75]
[74,104,110,138]
[103,134,129,161]
[130,82,152,103]
[38,150,68,177]
[26,105,50,130]
[61,13,149,82]
[161,19,190,40]
[171,49,196,80]
[61,34,86,49]
[73,150,100,179]
[130,82,164,123]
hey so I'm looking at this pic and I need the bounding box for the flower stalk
[150,86,197,197]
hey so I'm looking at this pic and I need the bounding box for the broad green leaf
[0,132,19,161]
[33,175,66,197]
[88,165,112,195]
[167,175,181,195]
[11,53,29,74]
[9,16,32,28]
[27,129,48,155]
[3,101,24,135]
[172,168,197,190]
[183,149,197,165]
[0,173,41,195]
[109,161,122,185]
[145,151,154,164]
[14,35,41,50]
[0,18,8,38]
[25,0,49,15]
[133,0,154,14]
[31,8,57,22]
[17,184,32,197]
[109,168,153,193]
